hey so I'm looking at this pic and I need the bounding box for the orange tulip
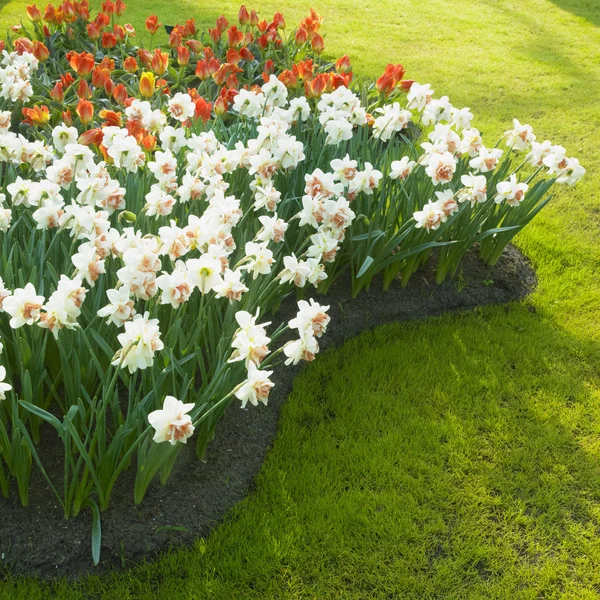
[177,45,190,66]
[22,105,49,126]
[32,41,49,61]
[295,27,308,45]
[139,71,155,98]
[278,69,297,89]
[151,49,169,75]
[227,25,244,48]
[311,33,324,53]
[213,94,228,115]
[304,74,327,98]
[123,57,138,73]
[335,55,351,74]
[194,97,212,123]
[169,28,182,49]
[62,110,73,127]
[140,134,156,152]
[186,39,203,53]
[87,22,100,40]
[99,110,122,127]
[115,0,126,16]
[67,51,95,77]
[77,79,92,98]
[76,99,94,124]
[145,14,161,35]
[26,4,42,21]
[79,128,104,146]
[113,83,128,105]
[50,81,64,102]
[101,32,117,48]
[137,48,152,67]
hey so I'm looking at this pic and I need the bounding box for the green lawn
[1,0,600,598]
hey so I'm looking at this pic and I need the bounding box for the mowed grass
[1,0,600,598]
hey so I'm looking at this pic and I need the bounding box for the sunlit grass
[0,0,599,597]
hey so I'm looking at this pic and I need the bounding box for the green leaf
[357,256,375,278]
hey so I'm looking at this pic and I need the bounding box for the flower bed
[0,0,584,565]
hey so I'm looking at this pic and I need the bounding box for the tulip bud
[335,54,351,74]
[123,56,138,73]
[87,21,100,40]
[115,0,126,16]
[137,48,152,67]
[214,94,228,115]
[311,32,324,53]
[77,79,92,99]
[79,128,104,146]
[177,45,190,66]
[76,99,94,124]
[186,39,203,53]
[113,83,128,104]
[169,28,182,49]
[26,4,42,22]
[238,5,249,25]
[32,41,49,61]
[294,27,308,45]
[101,32,117,49]
[62,110,73,127]
[50,81,64,102]
[140,135,156,152]
[151,49,169,76]
[216,15,228,32]
[139,71,155,98]
[249,10,259,26]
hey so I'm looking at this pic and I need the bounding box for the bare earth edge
[0,245,537,580]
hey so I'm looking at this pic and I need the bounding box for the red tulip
[101,32,117,48]
[238,5,249,25]
[216,15,228,32]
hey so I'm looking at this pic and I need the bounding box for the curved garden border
[0,245,536,579]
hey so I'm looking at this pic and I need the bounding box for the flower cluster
[0,3,584,543]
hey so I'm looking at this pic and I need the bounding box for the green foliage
[0,0,599,598]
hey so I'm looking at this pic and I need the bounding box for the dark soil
[0,245,537,580]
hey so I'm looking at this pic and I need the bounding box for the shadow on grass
[548,0,600,27]
[47,301,600,598]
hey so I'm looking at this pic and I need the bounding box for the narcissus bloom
[496,174,528,206]
[0,366,12,400]
[3,283,44,328]
[235,362,274,408]
[187,254,224,294]
[148,396,195,445]
[413,200,444,231]
[113,311,163,373]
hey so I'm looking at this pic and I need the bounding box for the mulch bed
[0,245,537,579]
